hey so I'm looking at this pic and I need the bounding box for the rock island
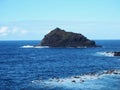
[40,28,99,48]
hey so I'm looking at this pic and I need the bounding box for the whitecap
[96,52,114,57]
[20,45,49,48]
[21,45,34,48]
[31,70,120,89]
[34,46,49,48]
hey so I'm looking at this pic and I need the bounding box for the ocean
[0,40,120,90]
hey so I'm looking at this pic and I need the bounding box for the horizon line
[0,39,120,41]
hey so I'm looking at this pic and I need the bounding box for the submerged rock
[40,28,99,47]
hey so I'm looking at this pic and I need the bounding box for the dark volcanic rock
[40,28,98,47]
[106,51,120,56]
[114,52,120,56]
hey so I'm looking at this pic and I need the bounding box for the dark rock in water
[40,28,99,47]
[72,80,76,83]
[106,51,120,56]
[113,52,120,56]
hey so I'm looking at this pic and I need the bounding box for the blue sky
[0,0,120,40]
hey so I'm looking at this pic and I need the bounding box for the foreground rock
[40,28,99,47]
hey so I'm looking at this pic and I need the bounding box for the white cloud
[0,26,9,36]
[0,26,8,33]
[11,27,18,34]
[1,33,8,36]
[20,30,28,34]
[0,26,28,36]
[11,27,28,34]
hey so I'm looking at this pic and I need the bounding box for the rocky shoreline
[32,69,120,85]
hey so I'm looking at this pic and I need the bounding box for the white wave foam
[21,45,83,49]
[21,45,49,48]
[21,45,34,48]
[31,70,120,89]
[96,52,114,57]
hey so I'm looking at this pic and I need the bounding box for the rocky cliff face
[40,28,98,47]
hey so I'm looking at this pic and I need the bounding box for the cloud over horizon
[0,26,9,36]
[0,26,28,37]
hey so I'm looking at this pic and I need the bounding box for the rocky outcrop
[114,52,120,56]
[105,52,120,56]
[40,28,99,47]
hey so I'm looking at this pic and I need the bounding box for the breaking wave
[30,70,120,89]
[20,45,49,48]
[96,52,114,57]
[21,45,94,49]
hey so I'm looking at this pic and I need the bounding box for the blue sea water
[0,40,120,90]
